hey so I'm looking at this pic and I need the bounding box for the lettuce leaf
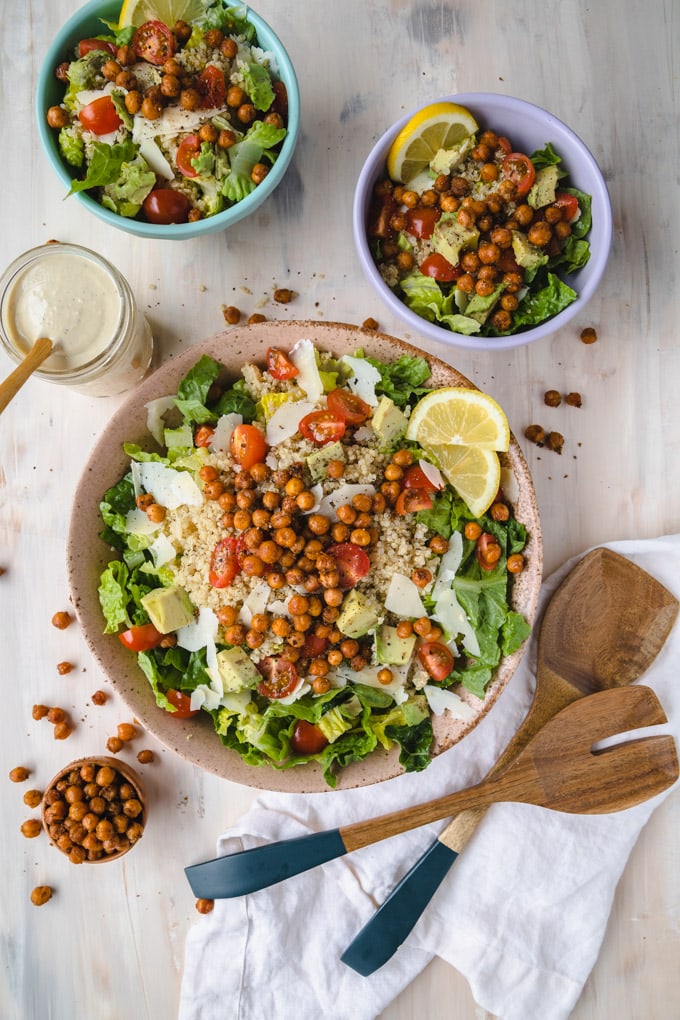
[68,140,142,195]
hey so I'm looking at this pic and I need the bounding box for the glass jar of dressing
[0,242,154,396]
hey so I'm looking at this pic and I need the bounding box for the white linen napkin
[179,536,680,1020]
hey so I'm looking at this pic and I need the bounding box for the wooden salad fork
[340,548,679,974]
[185,685,678,902]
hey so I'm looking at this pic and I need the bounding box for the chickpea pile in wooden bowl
[42,757,146,864]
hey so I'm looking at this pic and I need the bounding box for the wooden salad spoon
[0,337,53,413]
[341,546,679,974]
[185,685,678,901]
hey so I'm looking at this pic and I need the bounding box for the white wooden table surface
[1,1,678,1017]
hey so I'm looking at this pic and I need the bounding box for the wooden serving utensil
[185,685,678,900]
[341,547,679,974]
[0,337,53,413]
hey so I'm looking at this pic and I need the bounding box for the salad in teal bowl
[36,0,300,239]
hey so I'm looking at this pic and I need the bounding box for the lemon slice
[118,0,207,28]
[406,387,510,452]
[430,444,501,517]
[386,102,479,184]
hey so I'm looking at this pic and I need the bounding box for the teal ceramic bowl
[36,0,300,240]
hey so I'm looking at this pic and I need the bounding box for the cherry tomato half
[266,347,299,380]
[194,424,215,448]
[271,80,288,119]
[327,543,371,589]
[403,464,440,492]
[326,388,371,425]
[554,191,580,222]
[496,135,512,156]
[165,688,199,718]
[118,623,164,652]
[502,152,536,198]
[406,206,440,240]
[209,536,242,588]
[395,488,434,515]
[176,134,201,178]
[78,95,122,135]
[196,64,226,109]
[78,38,117,57]
[132,20,175,65]
[476,532,502,571]
[298,410,346,446]
[143,188,191,224]
[230,423,267,470]
[302,633,329,659]
[420,253,461,283]
[290,720,329,755]
[418,641,455,682]
[257,657,299,699]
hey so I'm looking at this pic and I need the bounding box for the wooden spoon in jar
[0,337,53,413]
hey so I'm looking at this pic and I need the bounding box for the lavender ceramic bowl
[353,93,612,352]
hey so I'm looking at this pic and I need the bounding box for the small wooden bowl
[42,756,147,864]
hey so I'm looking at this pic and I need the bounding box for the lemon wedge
[118,0,207,28]
[406,387,510,452]
[386,102,479,184]
[428,444,501,518]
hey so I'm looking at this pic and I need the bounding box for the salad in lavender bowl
[354,93,612,351]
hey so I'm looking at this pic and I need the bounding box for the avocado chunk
[511,230,549,270]
[432,216,479,268]
[141,585,195,634]
[463,283,506,325]
[216,646,262,693]
[337,590,381,638]
[371,395,407,445]
[375,624,417,665]
[429,136,475,176]
[306,440,346,482]
[316,706,353,743]
[527,164,559,209]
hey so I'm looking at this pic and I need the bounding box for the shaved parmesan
[500,465,520,504]
[125,507,161,536]
[132,104,212,145]
[137,461,202,509]
[432,531,463,599]
[290,339,324,400]
[353,424,374,442]
[424,684,475,720]
[190,686,222,713]
[210,412,243,453]
[177,607,218,653]
[148,533,177,567]
[333,663,409,704]
[384,573,426,618]
[145,396,176,445]
[341,355,381,406]
[316,483,375,520]
[266,398,318,445]
[432,587,480,657]
[419,459,445,490]
[238,581,271,626]
[138,137,174,180]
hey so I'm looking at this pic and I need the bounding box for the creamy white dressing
[2,251,122,371]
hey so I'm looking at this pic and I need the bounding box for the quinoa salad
[98,341,530,786]
[44,3,289,224]
[369,127,592,337]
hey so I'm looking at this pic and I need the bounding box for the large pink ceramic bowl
[67,321,542,792]
[353,93,612,352]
